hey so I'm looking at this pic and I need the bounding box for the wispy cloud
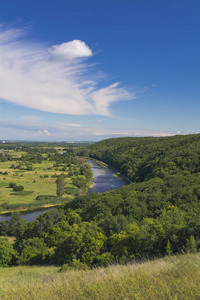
[0,26,134,116]
[90,83,133,116]
[0,120,186,141]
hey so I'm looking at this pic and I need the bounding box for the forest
[0,133,200,269]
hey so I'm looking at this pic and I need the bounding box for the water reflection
[87,160,125,193]
[0,207,53,222]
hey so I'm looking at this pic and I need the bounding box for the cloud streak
[0,26,134,116]
[0,120,187,141]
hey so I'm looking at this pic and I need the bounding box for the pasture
[0,148,75,212]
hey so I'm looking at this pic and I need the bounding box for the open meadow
[0,253,200,300]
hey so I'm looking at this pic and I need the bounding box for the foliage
[0,237,15,266]
[55,173,67,197]
[13,185,24,192]
[53,222,107,265]
[8,182,16,188]
[87,134,200,182]
[17,237,48,265]
[72,175,86,188]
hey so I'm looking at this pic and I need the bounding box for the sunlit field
[0,253,200,300]
[0,150,75,212]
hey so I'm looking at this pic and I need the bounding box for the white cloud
[65,124,81,127]
[49,40,92,60]
[0,26,134,116]
[90,83,134,116]
[0,120,184,141]
[22,115,40,121]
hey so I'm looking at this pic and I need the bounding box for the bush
[65,187,80,196]
[9,182,16,188]
[1,202,9,210]
[13,185,24,192]
[59,259,89,272]
[36,195,50,201]
[40,175,49,179]
[51,174,57,178]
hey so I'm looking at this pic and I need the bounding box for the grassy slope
[0,253,200,299]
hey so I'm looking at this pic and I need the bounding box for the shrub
[51,174,57,178]
[9,182,16,188]
[13,185,24,192]
[1,202,9,210]
[36,195,50,201]
[59,259,89,272]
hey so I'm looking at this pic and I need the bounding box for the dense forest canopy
[87,134,200,182]
[1,134,200,268]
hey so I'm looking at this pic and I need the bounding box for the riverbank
[0,159,126,221]
[87,157,131,184]
[0,203,61,215]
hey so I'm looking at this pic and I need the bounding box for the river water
[87,159,125,193]
[0,159,126,222]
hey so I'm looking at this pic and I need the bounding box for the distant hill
[88,134,200,182]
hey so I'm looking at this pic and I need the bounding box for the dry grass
[0,253,200,299]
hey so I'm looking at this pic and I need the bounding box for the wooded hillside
[1,134,200,267]
[88,134,200,182]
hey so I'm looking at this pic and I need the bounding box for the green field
[0,253,200,299]
[0,149,77,212]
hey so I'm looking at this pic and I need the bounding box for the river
[0,159,126,222]
[87,159,125,193]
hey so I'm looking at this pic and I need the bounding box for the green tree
[80,163,93,179]
[55,174,67,197]
[0,221,9,235]
[8,212,22,236]
[54,222,107,265]
[72,175,86,188]
[15,218,28,246]
[0,237,15,266]
[18,237,48,265]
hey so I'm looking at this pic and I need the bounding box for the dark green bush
[13,185,24,192]
[36,195,50,201]
[9,182,16,188]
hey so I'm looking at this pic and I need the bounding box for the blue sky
[0,0,199,141]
